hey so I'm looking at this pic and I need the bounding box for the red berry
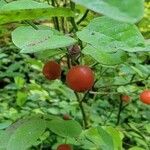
[63,114,71,120]
[66,65,94,92]
[140,90,150,105]
[57,144,72,150]
[42,61,61,80]
[121,95,130,102]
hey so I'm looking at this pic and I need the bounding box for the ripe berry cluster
[42,60,150,105]
[42,59,149,150]
[42,60,94,92]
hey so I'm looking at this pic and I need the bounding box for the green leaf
[72,0,144,23]
[83,45,128,66]
[0,0,50,10]
[0,130,10,149]
[77,16,146,53]
[0,0,6,8]
[0,0,74,25]
[130,66,144,77]
[145,124,150,133]
[7,118,46,150]
[35,49,63,60]
[6,118,30,134]
[97,127,114,150]
[105,127,123,150]
[117,85,137,93]
[48,119,82,138]
[14,76,25,89]
[85,127,114,150]
[0,121,12,130]
[125,44,150,52]
[16,91,28,106]
[12,26,76,53]
[49,80,77,101]
[0,119,25,149]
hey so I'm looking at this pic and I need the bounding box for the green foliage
[16,91,28,106]
[0,121,12,130]
[138,2,150,39]
[14,76,25,89]
[81,127,120,150]
[0,0,50,10]
[83,45,128,66]
[0,0,6,7]
[72,0,144,23]
[77,16,146,53]
[0,130,10,149]
[0,0,74,25]
[105,126,123,150]
[12,26,76,53]
[0,0,149,150]
[35,49,63,60]
[48,119,82,138]
[7,118,46,150]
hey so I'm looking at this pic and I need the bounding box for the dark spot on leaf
[91,32,95,35]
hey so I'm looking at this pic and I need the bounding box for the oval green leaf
[48,119,82,138]
[0,0,74,25]
[83,45,128,66]
[77,16,146,53]
[12,26,76,53]
[7,118,46,150]
[72,0,144,23]
[84,127,114,150]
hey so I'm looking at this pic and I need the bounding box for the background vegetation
[0,0,150,150]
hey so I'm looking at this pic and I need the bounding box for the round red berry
[42,61,61,80]
[140,90,150,105]
[121,95,130,102]
[66,65,94,92]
